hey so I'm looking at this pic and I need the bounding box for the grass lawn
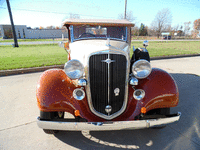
[0,38,67,43]
[131,41,200,57]
[0,41,200,70]
[0,44,68,70]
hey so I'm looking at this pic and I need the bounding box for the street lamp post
[6,0,19,47]
[124,0,127,19]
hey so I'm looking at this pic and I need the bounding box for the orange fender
[36,69,105,122]
[124,68,179,120]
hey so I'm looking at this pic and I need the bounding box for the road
[0,56,200,150]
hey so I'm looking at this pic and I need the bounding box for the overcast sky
[0,0,199,29]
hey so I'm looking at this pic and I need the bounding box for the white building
[0,25,68,39]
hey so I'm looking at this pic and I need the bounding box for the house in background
[161,32,171,40]
[0,24,68,39]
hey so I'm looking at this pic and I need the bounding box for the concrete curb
[1,54,200,77]
[0,65,64,77]
[151,53,200,60]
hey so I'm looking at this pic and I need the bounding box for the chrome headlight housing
[132,59,152,79]
[64,59,84,80]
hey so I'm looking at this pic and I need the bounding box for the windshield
[71,25,127,42]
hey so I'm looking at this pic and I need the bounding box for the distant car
[163,36,171,40]
[36,19,181,134]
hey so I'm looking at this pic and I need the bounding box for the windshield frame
[70,25,128,43]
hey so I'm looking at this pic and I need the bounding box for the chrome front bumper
[37,112,181,131]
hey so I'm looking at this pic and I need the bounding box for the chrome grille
[89,53,127,116]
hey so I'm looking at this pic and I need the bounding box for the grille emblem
[114,88,120,96]
[101,58,115,64]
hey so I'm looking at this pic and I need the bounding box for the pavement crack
[168,125,200,147]
[0,121,36,132]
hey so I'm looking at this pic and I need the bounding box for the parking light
[141,107,147,114]
[74,110,80,117]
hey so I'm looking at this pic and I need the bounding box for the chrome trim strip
[107,53,111,108]
[71,25,74,43]
[86,49,130,120]
[37,112,181,131]
[101,53,116,108]
[125,27,128,42]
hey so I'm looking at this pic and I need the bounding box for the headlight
[132,59,151,79]
[64,59,84,80]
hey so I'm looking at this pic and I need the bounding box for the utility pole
[124,0,127,19]
[6,0,19,47]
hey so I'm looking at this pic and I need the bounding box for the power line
[0,6,116,19]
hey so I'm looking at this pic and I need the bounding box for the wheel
[40,111,64,134]
[43,129,59,134]
[40,111,64,120]
[148,108,170,129]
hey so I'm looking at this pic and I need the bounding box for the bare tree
[118,10,136,22]
[151,8,172,38]
[173,24,179,32]
[191,29,199,38]
[131,26,139,36]
[171,24,180,37]
[147,27,156,36]
[184,21,191,36]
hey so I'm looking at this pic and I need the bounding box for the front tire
[40,111,64,134]
[147,108,170,129]
[43,129,59,134]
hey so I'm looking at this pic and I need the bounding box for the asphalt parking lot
[0,56,200,150]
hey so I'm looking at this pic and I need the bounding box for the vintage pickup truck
[36,19,181,134]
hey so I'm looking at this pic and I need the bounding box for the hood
[69,39,130,67]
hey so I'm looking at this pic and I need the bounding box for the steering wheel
[79,33,95,38]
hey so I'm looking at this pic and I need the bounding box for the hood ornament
[106,38,111,46]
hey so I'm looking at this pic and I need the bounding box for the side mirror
[143,40,149,49]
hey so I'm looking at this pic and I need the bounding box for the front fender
[141,68,179,110]
[36,69,105,122]
[36,69,78,115]
[121,68,179,120]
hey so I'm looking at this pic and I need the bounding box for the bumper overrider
[37,112,181,131]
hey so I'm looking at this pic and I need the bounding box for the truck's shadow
[54,73,200,149]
